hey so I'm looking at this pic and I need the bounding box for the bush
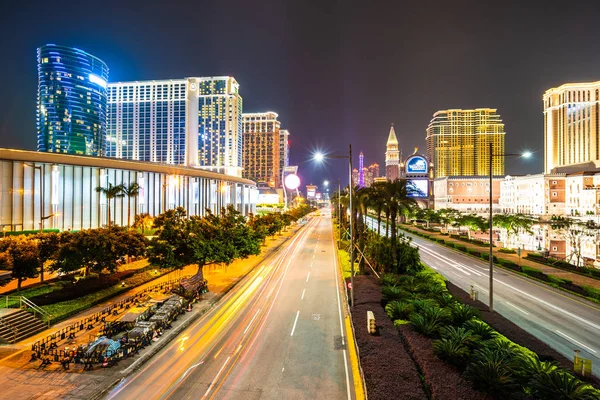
[464,343,524,397]
[433,337,471,367]
[480,253,498,263]
[450,234,460,239]
[528,369,600,400]
[498,259,520,271]
[410,306,450,337]
[455,244,467,252]
[385,301,413,320]
[436,238,445,244]
[449,303,481,325]
[470,239,485,246]
[583,286,600,301]
[463,320,498,341]
[467,249,481,258]
[381,285,407,302]
[498,248,516,254]
[547,275,565,285]
[381,273,401,287]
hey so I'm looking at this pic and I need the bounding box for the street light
[313,145,355,308]
[323,180,329,187]
[488,143,531,312]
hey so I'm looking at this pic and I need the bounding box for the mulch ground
[446,281,600,388]
[351,275,428,400]
[397,324,490,400]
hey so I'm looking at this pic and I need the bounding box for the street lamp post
[488,143,531,312]
[314,144,355,308]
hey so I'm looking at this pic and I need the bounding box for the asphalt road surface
[366,216,600,377]
[106,215,355,400]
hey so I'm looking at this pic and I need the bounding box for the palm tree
[96,183,125,226]
[369,182,387,236]
[384,179,418,254]
[122,182,141,227]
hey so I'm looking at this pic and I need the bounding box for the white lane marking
[243,308,261,335]
[495,280,600,331]
[235,344,242,354]
[301,289,306,300]
[202,356,231,399]
[313,254,315,259]
[306,271,311,282]
[177,361,204,384]
[417,245,472,276]
[265,287,275,299]
[310,261,313,267]
[331,222,352,400]
[505,301,530,316]
[290,310,300,336]
[555,330,597,354]
[282,367,285,372]
[474,285,489,294]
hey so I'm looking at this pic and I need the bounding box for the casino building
[0,149,257,232]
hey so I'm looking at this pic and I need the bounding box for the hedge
[4,229,60,236]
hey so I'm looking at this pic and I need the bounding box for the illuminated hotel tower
[426,108,505,178]
[543,81,600,173]
[385,124,400,180]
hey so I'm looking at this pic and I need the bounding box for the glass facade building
[37,44,109,156]
[426,108,505,178]
[107,77,243,176]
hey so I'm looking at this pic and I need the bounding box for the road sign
[347,282,352,290]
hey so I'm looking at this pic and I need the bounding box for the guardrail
[31,277,186,353]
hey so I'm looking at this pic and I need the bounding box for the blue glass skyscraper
[37,44,109,156]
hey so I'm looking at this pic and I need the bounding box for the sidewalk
[0,225,302,400]
[0,259,150,295]
[403,224,600,291]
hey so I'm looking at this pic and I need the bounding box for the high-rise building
[358,151,365,187]
[107,77,242,176]
[37,44,109,156]
[385,124,400,180]
[543,81,600,174]
[242,112,289,187]
[426,109,505,178]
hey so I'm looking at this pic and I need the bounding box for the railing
[3,296,52,327]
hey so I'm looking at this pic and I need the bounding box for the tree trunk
[377,210,382,236]
[17,277,22,291]
[128,201,132,228]
[107,201,111,227]
[385,211,390,238]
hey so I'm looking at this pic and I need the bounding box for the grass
[337,249,354,279]
[5,281,67,305]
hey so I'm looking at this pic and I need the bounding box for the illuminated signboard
[406,156,428,174]
[408,179,429,198]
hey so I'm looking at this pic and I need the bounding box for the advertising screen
[408,179,429,198]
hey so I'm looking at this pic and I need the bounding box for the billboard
[408,179,429,198]
[406,155,428,175]
[306,184,317,199]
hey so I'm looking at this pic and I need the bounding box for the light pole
[314,145,354,308]
[488,143,531,312]
[282,168,287,211]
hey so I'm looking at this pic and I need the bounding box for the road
[366,216,600,377]
[106,214,355,400]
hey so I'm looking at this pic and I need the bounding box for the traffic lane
[164,218,319,400]
[106,218,317,400]
[406,232,600,374]
[212,216,352,400]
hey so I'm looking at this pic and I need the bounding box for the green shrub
[467,249,481,258]
[436,238,445,244]
[521,265,541,275]
[528,369,600,400]
[393,319,410,327]
[433,337,471,367]
[499,248,516,254]
[381,273,401,287]
[547,275,565,285]
[385,301,413,320]
[455,244,467,252]
[481,253,498,263]
[464,343,524,397]
[463,320,498,341]
[411,313,444,337]
[436,293,456,307]
[471,239,485,246]
[583,286,600,301]
[381,285,406,302]
[449,302,481,325]
[450,234,461,239]
[410,298,439,313]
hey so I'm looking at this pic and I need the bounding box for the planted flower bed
[379,268,600,399]
[350,275,427,400]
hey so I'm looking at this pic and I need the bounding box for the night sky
[2,0,600,188]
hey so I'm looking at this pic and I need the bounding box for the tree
[456,214,488,240]
[369,182,387,236]
[384,179,418,257]
[9,236,41,291]
[551,216,600,267]
[413,208,440,229]
[133,212,154,235]
[96,183,125,226]
[122,182,141,228]
[33,231,61,282]
[493,213,537,248]
[437,208,460,233]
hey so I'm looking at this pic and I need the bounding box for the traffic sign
[347,282,352,290]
